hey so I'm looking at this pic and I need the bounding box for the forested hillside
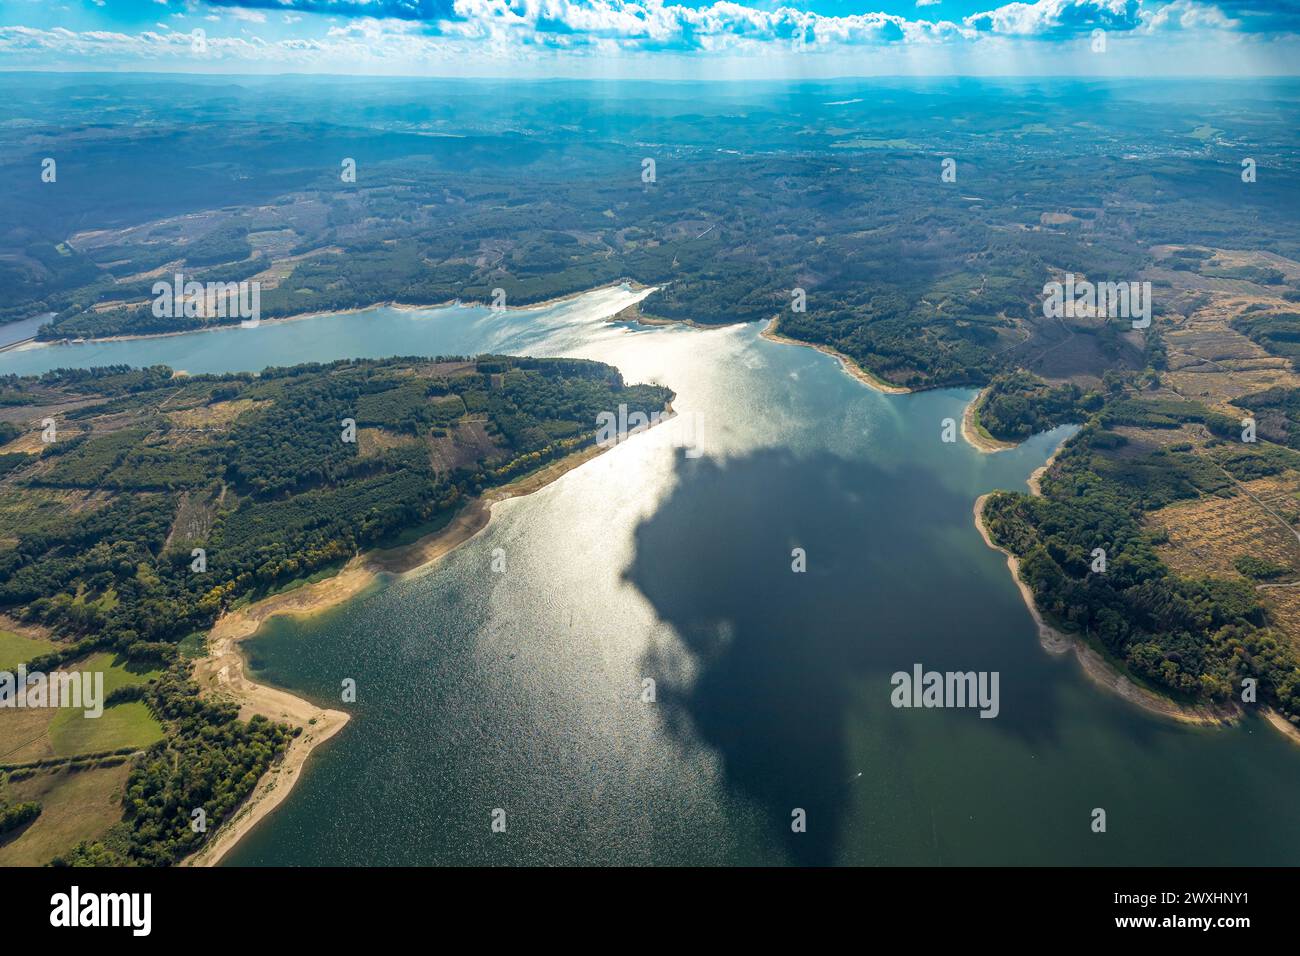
[983,390,1300,722]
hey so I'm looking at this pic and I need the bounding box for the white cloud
[1140,0,1236,32]
[0,0,1267,71]
[966,0,1137,35]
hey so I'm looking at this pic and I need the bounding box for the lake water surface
[6,288,1300,865]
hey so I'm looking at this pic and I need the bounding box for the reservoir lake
[5,286,1300,865]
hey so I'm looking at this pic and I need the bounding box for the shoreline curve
[182,440,617,866]
[972,492,1242,729]
[961,386,1018,453]
[19,279,650,349]
[760,316,911,395]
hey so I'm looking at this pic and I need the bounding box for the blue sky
[0,0,1296,77]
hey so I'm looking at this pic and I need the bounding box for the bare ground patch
[1150,484,1300,582]
[166,398,268,431]
[357,427,419,460]
[427,419,503,473]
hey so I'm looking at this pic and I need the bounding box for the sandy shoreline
[25,279,649,349]
[760,317,911,395]
[1025,440,1065,496]
[1262,707,1300,745]
[973,492,1240,727]
[181,439,616,866]
[961,386,1018,453]
[0,337,36,354]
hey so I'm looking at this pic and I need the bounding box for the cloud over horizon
[0,0,1292,75]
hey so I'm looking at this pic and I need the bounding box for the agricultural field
[0,625,56,671]
[0,652,163,764]
[356,427,420,460]
[1259,586,1300,654]
[0,761,132,867]
[47,701,161,757]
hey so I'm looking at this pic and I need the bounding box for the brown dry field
[1153,259,1300,406]
[91,243,343,314]
[1150,471,1300,648]
[0,423,88,455]
[411,360,476,379]
[1247,473,1300,522]
[1147,245,1300,295]
[0,762,132,866]
[357,427,419,459]
[1259,585,1300,651]
[246,244,342,289]
[1164,304,1294,405]
[164,485,225,551]
[427,419,501,473]
[1145,267,1273,296]
[1208,249,1300,282]
[1150,487,1300,581]
[0,705,58,764]
[166,398,267,430]
[1108,423,1205,458]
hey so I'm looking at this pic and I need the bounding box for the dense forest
[0,356,672,864]
[982,392,1300,719]
[975,371,1099,442]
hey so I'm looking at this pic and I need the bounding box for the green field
[48,701,162,756]
[0,651,163,762]
[75,651,159,698]
[47,652,164,757]
[0,629,57,671]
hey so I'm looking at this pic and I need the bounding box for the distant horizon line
[3,70,1298,83]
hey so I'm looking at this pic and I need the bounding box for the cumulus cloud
[965,0,1141,35]
[961,0,1237,36]
[191,0,1252,45]
[0,0,1267,67]
[1140,0,1238,31]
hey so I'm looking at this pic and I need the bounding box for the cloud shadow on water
[623,446,1068,864]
